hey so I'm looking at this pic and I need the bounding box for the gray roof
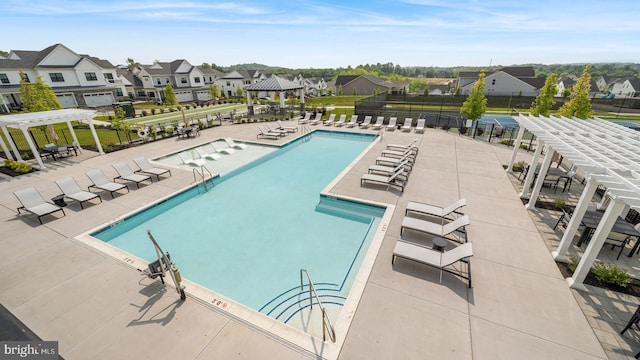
[244,75,302,91]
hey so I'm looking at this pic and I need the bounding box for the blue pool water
[93,131,383,315]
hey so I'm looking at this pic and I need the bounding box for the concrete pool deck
[0,120,616,359]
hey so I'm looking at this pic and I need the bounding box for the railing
[192,165,213,190]
[300,269,336,343]
[301,125,311,134]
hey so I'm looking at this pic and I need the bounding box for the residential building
[610,77,640,97]
[458,67,545,97]
[333,75,409,96]
[0,43,119,113]
[220,70,267,98]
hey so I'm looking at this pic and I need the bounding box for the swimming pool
[90,130,385,338]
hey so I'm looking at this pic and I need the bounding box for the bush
[567,256,579,273]
[500,139,514,146]
[554,199,566,210]
[459,126,468,135]
[141,110,148,116]
[3,159,32,173]
[512,160,527,172]
[442,124,451,131]
[592,263,631,287]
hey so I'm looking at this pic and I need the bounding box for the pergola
[506,114,640,289]
[244,75,305,116]
[0,109,104,169]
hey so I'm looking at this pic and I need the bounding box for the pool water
[93,131,383,319]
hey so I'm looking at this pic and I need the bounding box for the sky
[1,0,639,69]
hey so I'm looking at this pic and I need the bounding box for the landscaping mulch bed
[0,166,37,177]
[556,261,640,296]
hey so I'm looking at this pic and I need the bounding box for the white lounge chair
[359,116,372,129]
[387,139,419,154]
[360,168,407,192]
[55,177,102,209]
[276,120,297,133]
[381,147,416,159]
[14,187,66,224]
[401,215,469,242]
[333,114,347,127]
[368,159,412,176]
[376,153,415,166]
[86,169,129,198]
[372,116,385,130]
[265,123,288,137]
[257,125,281,139]
[405,199,467,221]
[178,151,206,167]
[392,241,473,287]
[310,113,324,125]
[196,147,222,161]
[401,118,413,132]
[298,112,311,124]
[112,162,152,189]
[322,114,336,126]
[386,117,397,131]
[224,137,248,150]
[415,118,426,133]
[211,141,236,154]
[345,115,359,128]
[133,157,172,181]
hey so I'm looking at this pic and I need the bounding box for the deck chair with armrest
[387,139,418,152]
[332,114,347,127]
[401,215,470,243]
[133,157,172,181]
[360,168,407,192]
[298,112,311,124]
[112,161,152,189]
[345,115,359,128]
[257,125,281,139]
[359,116,372,129]
[310,112,325,125]
[368,159,412,176]
[276,121,297,133]
[55,177,102,209]
[604,223,640,260]
[401,118,413,132]
[372,116,385,130]
[392,241,473,287]
[415,119,426,133]
[178,151,207,167]
[405,198,467,221]
[376,152,415,167]
[13,187,66,224]
[224,137,248,149]
[386,117,398,131]
[381,146,417,159]
[265,123,288,137]
[86,169,129,198]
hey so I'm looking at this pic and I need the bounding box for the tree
[208,84,220,100]
[0,50,9,58]
[460,71,487,121]
[530,73,558,116]
[235,85,243,98]
[126,58,140,71]
[558,65,594,119]
[164,83,178,106]
[19,70,62,112]
[337,85,343,95]
[327,87,334,96]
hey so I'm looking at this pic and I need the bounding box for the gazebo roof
[244,75,303,91]
[514,114,640,209]
[0,109,97,128]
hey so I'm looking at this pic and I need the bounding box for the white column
[3,125,21,160]
[552,176,598,261]
[0,125,15,160]
[20,124,46,169]
[526,144,553,210]
[506,126,525,174]
[568,197,626,290]
[65,120,81,149]
[520,139,544,199]
[87,117,104,155]
[279,91,285,109]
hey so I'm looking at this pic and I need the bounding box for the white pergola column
[19,124,46,169]
[526,144,554,210]
[0,125,15,160]
[519,139,544,198]
[567,197,627,290]
[506,126,525,174]
[87,117,104,155]
[552,176,599,261]
[300,86,305,111]
[65,120,81,149]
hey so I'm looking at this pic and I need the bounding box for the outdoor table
[432,237,449,252]
[577,210,640,257]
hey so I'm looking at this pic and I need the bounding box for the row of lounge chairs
[299,113,426,133]
[12,157,171,224]
[178,138,247,166]
[257,121,297,139]
[392,198,473,287]
[360,139,419,192]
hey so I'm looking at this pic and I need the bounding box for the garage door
[57,93,77,108]
[83,92,115,107]
[176,91,193,102]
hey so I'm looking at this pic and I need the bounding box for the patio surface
[0,119,635,359]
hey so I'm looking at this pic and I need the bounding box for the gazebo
[244,75,305,116]
[0,109,104,169]
[506,114,640,289]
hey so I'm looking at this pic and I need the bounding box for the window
[194,77,201,83]
[245,80,251,85]
[0,73,9,84]
[180,77,187,84]
[115,88,123,96]
[491,79,496,85]
[226,81,231,86]
[21,73,30,83]
[165,77,170,84]
[137,90,146,97]
[49,73,65,82]
[104,73,114,82]
[84,72,98,81]
[157,79,162,85]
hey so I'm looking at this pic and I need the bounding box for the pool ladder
[300,269,336,343]
[192,165,213,190]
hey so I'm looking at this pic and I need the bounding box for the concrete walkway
[0,121,611,359]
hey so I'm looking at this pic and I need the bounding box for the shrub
[3,159,32,173]
[519,144,529,150]
[141,110,148,116]
[150,108,156,115]
[554,199,566,210]
[512,160,527,172]
[459,126,468,135]
[185,105,191,110]
[442,124,451,131]
[567,256,579,273]
[500,139,514,146]
[592,263,631,287]
[159,108,165,114]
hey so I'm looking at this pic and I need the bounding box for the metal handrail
[300,269,336,343]
[192,165,213,190]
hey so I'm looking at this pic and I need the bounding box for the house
[220,70,267,98]
[556,76,576,97]
[595,75,618,92]
[304,77,327,96]
[610,77,640,97]
[333,75,409,96]
[0,43,119,112]
[129,59,209,103]
[459,67,545,97]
